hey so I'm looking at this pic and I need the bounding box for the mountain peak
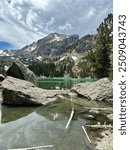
[0,33,95,62]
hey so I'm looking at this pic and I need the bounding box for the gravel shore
[96,130,113,150]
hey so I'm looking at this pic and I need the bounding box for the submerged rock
[72,78,113,102]
[2,76,71,106]
[6,59,37,84]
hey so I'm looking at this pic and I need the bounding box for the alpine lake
[0,77,112,150]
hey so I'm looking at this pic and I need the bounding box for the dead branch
[82,126,92,143]
[8,145,54,150]
[85,124,113,129]
[65,107,74,129]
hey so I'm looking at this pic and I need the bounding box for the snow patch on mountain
[23,44,36,53]
[72,56,78,61]
[0,50,13,56]
[59,56,66,61]
[36,56,43,61]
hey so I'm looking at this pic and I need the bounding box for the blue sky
[0,41,16,50]
[0,0,112,50]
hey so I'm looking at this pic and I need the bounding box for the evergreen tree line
[28,62,59,77]
[28,61,74,77]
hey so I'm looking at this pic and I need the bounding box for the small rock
[88,115,95,119]
[107,114,113,120]
[97,122,101,125]
[104,130,111,136]
[89,109,99,114]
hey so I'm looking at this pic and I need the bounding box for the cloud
[0,0,112,49]
[59,21,72,31]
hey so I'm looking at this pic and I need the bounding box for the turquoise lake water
[37,77,96,89]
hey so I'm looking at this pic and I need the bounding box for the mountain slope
[0,33,96,62]
[14,33,79,60]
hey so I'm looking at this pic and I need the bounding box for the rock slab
[6,59,37,84]
[72,78,113,102]
[2,76,71,106]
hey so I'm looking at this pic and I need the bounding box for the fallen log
[65,107,74,129]
[8,145,54,150]
[85,124,113,129]
[83,107,112,112]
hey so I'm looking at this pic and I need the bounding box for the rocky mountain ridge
[0,33,96,77]
[0,33,96,62]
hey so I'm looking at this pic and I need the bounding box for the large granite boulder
[72,78,113,102]
[2,76,71,106]
[6,60,36,84]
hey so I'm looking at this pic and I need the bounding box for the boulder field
[1,76,112,106]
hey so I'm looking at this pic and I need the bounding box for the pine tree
[94,13,113,78]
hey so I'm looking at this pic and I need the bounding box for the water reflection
[1,105,37,123]
[0,101,93,150]
[0,112,92,150]
[1,100,78,123]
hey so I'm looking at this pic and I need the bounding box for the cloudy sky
[0,0,112,50]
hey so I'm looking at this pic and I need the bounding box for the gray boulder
[6,60,36,84]
[2,76,71,106]
[72,78,113,102]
